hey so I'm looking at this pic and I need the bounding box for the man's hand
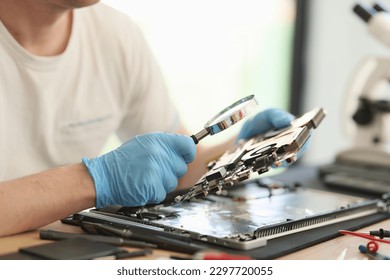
[237,108,294,141]
[82,133,196,208]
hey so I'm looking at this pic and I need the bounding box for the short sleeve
[116,22,180,141]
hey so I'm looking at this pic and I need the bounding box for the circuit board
[174,107,327,202]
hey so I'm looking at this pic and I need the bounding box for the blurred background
[101,0,390,169]
[101,0,295,148]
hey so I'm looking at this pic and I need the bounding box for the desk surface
[2,166,390,260]
[1,219,390,260]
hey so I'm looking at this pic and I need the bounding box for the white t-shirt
[0,3,179,180]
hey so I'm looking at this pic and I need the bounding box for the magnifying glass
[190,94,258,144]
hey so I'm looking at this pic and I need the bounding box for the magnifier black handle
[191,135,199,144]
[190,129,209,144]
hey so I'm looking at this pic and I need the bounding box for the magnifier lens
[191,95,258,144]
[207,98,257,134]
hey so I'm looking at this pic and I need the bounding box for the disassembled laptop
[74,107,390,251]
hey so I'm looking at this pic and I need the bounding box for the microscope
[319,1,390,194]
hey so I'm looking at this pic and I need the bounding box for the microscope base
[336,148,390,168]
[318,148,390,195]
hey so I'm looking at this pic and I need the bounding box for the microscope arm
[336,2,390,168]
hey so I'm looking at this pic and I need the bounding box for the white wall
[301,0,390,165]
[100,0,295,152]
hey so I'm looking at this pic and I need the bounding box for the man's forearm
[0,163,96,237]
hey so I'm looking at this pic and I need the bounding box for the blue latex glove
[82,133,196,208]
[237,108,295,141]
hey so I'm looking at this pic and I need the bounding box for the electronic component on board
[174,107,326,203]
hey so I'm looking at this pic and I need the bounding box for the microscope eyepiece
[353,3,374,22]
[373,1,389,12]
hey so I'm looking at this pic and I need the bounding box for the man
[0,0,294,236]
